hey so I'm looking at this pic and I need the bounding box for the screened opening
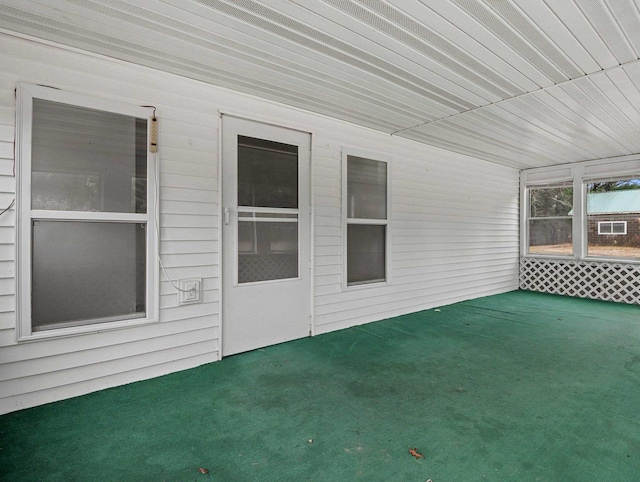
[346,154,388,286]
[586,179,640,259]
[32,221,146,331]
[237,135,298,209]
[19,86,154,337]
[346,156,387,219]
[347,224,386,285]
[31,99,147,213]
[528,185,573,256]
[237,219,299,283]
[236,136,300,284]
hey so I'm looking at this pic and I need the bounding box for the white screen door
[222,116,311,356]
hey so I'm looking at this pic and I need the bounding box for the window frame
[583,174,640,261]
[341,148,391,290]
[597,221,627,235]
[524,182,574,259]
[16,83,159,341]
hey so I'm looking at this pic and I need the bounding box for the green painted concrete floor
[2,290,640,481]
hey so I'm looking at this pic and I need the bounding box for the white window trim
[341,147,391,291]
[523,182,575,260]
[16,83,159,341]
[597,221,627,235]
[521,161,640,263]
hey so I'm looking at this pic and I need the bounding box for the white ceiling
[2,0,640,169]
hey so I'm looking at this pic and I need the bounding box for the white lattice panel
[520,258,640,305]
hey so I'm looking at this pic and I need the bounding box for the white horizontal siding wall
[0,32,520,414]
[313,130,520,334]
[0,34,220,414]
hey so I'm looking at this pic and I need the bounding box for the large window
[527,184,573,256]
[343,152,389,287]
[586,179,640,259]
[17,83,157,339]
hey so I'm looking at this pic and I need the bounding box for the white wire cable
[151,130,192,293]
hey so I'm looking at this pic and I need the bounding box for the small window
[527,184,573,256]
[597,221,627,235]
[586,179,640,259]
[344,153,389,287]
[17,84,157,338]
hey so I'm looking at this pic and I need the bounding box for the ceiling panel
[1,0,640,169]
[401,63,640,167]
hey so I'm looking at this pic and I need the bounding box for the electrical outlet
[178,278,202,305]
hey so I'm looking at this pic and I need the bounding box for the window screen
[24,94,151,333]
[528,185,573,256]
[586,179,640,259]
[346,155,388,286]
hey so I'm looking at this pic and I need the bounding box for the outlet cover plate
[178,278,202,305]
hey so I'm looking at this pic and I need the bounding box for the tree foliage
[530,187,573,217]
[588,179,640,192]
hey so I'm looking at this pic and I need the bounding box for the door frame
[217,110,315,358]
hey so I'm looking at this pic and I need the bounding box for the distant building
[585,190,640,247]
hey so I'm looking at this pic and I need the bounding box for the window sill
[522,254,575,260]
[17,316,160,343]
[344,279,390,291]
[581,256,640,265]
[522,254,640,265]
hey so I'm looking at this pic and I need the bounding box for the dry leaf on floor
[409,448,424,459]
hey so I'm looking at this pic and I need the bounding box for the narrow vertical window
[17,84,157,338]
[527,184,573,256]
[345,154,389,286]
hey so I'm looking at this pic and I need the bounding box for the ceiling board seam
[583,72,640,135]
[547,83,634,154]
[307,0,501,103]
[206,0,475,111]
[452,0,566,83]
[514,0,600,73]
[521,89,619,154]
[68,0,440,121]
[486,103,588,160]
[484,0,583,79]
[0,7,409,131]
[565,79,640,150]
[418,0,548,90]
[6,0,454,125]
[522,152,640,174]
[512,95,608,158]
[601,0,640,59]
[391,57,640,136]
[570,0,631,64]
[437,114,574,162]
[541,0,618,68]
[418,121,556,164]
[52,0,428,123]
[7,6,402,128]
[396,131,530,169]
[463,106,596,160]
[614,66,640,120]
[328,0,514,99]
[366,0,523,96]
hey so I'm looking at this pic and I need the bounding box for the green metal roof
[586,190,640,215]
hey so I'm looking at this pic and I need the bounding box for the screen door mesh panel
[520,258,640,305]
[238,253,298,284]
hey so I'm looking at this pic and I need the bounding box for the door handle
[224,206,230,225]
